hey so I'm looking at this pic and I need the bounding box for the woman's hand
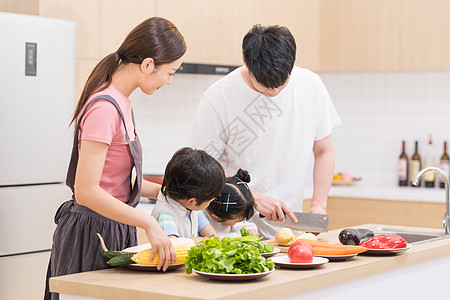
[251,188,298,223]
[145,221,176,271]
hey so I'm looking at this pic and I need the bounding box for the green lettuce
[185,234,274,274]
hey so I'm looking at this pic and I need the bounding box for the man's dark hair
[162,147,225,205]
[242,24,296,89]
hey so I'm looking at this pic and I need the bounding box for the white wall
[322,72,450,186]
[131,71,450,187]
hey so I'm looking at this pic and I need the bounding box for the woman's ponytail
[70,52,120,126]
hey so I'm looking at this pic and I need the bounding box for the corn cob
[131,244,192,265]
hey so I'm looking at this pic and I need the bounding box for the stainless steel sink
[369,226,448,245]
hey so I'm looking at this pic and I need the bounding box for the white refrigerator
[0,12,75,299]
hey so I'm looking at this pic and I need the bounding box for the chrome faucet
[412,167,450,236]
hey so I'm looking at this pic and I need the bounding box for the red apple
[288,244,313,263]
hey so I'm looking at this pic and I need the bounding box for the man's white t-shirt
[187,66,341,239]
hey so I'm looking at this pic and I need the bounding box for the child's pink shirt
[78,84,136,203]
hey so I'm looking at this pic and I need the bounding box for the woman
[45,17,186,300]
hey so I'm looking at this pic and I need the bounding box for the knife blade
[259,211,329,232]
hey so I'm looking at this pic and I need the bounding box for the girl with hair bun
[204,169,259,238]
[45,17,186,300]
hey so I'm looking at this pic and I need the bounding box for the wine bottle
[439,141,449,189]
[424,134,436,188]
[409,141,421,187]
[398,140,408,186]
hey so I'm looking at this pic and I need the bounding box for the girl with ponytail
[45,17,186,300]
[204,169,259,238]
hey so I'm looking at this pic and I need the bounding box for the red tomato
[288,240,313,256]
[288,245,313,263]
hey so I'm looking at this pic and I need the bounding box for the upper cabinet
[400,0,450,71]
[38,0,156,100]
[319,0,401,72]
[0,0,38,15]
[5,0,449,74]
[319,0,450,72]
[160,0,450,72]
[156,0,321,70]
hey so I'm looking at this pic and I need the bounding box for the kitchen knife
[259,211,329,232]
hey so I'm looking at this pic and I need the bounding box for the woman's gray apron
[44,95,143,300]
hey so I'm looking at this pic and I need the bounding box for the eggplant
[339,228,374,245]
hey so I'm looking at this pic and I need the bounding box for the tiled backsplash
[131,74,223,174]
[131,71,450,187]
[322,72,450,186]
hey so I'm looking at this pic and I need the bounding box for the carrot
[296,239,367,255]
[295,239,344,248]
[313,246,367,256]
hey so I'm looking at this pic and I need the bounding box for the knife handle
[259,213,286,218]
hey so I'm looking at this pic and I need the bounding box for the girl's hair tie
[222,194,237,211]
[234,176,249,190]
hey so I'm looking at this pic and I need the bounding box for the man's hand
[251,188,298,223]
[308,204,327,215]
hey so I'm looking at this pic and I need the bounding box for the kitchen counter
[304,182,446,203]
[50,225,450,300]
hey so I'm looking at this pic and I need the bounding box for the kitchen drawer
[0,251,51,300]
[0,184,72,255]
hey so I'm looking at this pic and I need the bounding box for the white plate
[261,247,281,258]
[192,269,274,281]
[363,244,411,255]
[272,256,328,269]
[315,253,358,261]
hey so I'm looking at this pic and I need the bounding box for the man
[187,24,341,239]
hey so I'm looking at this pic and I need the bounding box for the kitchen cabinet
[0,0,38,15]
[319,0,450,72]
[319,0,401,72]
[5,0,450,74]
[400,0,450,71]
[98,0,157,57]
[38,0,156,100]
[39,0,102,60]
[156,0,321,70]
[303,197,445,230]
[0,252,51,300]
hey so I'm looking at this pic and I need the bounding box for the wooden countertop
[304,184,445,202]
[50,224,450,300]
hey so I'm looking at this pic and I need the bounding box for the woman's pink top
[78,84,136,203]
